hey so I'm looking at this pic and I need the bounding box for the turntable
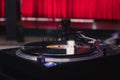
[16,40,103,67]
[1,40,120,80]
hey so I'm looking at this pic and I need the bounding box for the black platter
[16,41,103,63]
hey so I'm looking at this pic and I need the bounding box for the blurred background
[0,0,120,49]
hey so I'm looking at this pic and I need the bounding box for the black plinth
[0,41,120,80]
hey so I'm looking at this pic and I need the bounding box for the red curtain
[21,0,67,18]
[0,0,5,18]
[95,0,120,20]
[21,0,35,17]
[21,0,120,20]
[53,0,66,18]
[70,0,96,19]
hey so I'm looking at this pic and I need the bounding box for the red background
[0,0,120,20]
[21,0,120,20]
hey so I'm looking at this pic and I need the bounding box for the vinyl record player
[0,40,120,80]
[16,40,103,64]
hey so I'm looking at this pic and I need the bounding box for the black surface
[20,41,67,56]
[0,45,120,80]
[0,48,46,80]
[20,41,96,56]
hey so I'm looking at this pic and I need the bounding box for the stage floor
[20,20,120,30]
[0,20,120,30]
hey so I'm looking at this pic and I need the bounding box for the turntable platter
[16,41,103,62]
